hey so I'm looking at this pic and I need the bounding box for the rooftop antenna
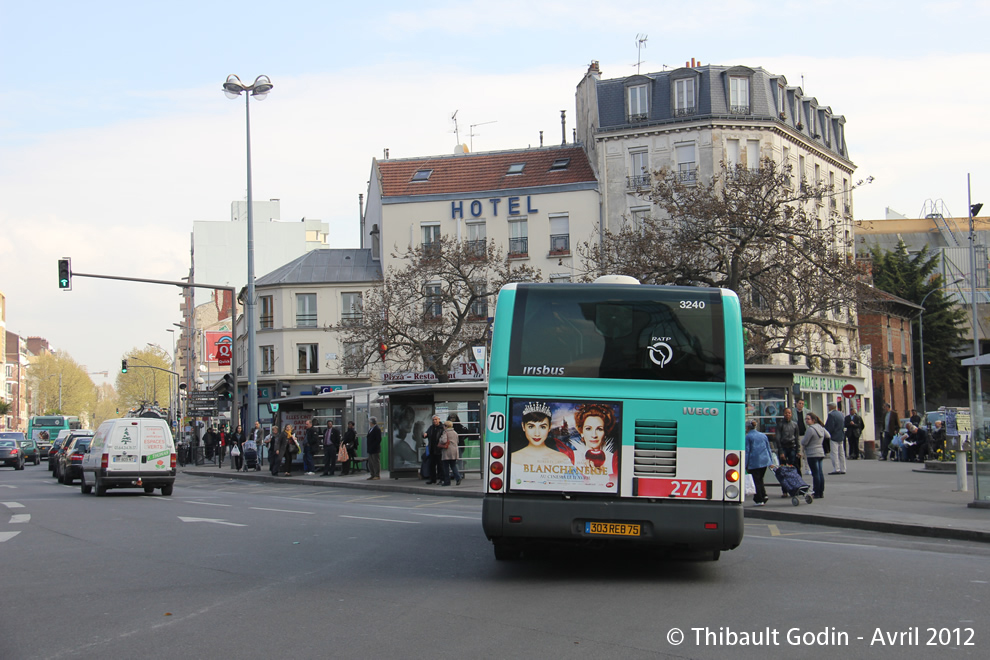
[450,110,460,144]
[469,120,497,151]
[634,34,648,74]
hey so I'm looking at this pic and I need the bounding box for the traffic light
[121,359,128,374]
[378,342,388,361]
[58,258,72,291]
[221,373,234,399]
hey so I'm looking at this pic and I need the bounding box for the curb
[745,506,990,544]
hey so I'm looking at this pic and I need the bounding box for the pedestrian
[249,421,263,470]
[440,420,462,486]
[776,407,800,471]
[423,415,444,484]
[844,407,865,460]
[242,428,258,471]
[825,402,846,475]
[302,419,318,475]
[204,426,218,461]
[905,423,930,462]
[801,411,828,499]
[265,425,280,474]
[280,425,298,476]
[229,424,245,471]
[448,413,469,476]
[341,421,357,476]
[931,420,947,459]
[745,420,773,505]
[321,419,341,476]
[794,399,809,474]
[366,417,382,480]
[880,403,899,461]
[910,408,922,426]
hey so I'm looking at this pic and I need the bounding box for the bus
[28,415,82,450]
[481,278,746,560]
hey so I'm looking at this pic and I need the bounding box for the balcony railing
[729,104,750,115]
[677,164,697,183]
[296,313,317,328]
[465,240,486,258]
[260,314,274,329]
[626,174,650,190]
[627,113,648,123]
[549,234,570,255]
[674,106,696,117]
[508,237,528,257]
[340,312,363,326]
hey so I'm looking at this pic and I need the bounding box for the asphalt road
[1,466,988,660]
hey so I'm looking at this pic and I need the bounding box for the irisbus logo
[683,407,720,416]
[522,365,565,376]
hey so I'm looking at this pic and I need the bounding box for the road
[1,466,988,659]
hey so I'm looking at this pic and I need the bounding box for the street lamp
[222,73,272,442]
[918,277,965,412]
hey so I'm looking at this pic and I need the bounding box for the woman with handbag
[801,412,828,500]
[439,420,462,486]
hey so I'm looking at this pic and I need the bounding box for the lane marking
[1,502,24,508]
[414,500,458,508]
[768,524,781,537]
[345,495,390,503]
[409,513,481,520]
[184,501,232,507]
[0,531,21,542]
[0,484,17,488]
[10,514,30,523]
[250,507,314,515]
[178,516,247,527]
[340,515,420,525]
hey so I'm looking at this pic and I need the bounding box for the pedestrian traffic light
[121,359,128,374]
[58,258,72,291]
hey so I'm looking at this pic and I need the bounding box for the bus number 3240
[679,300,706,309]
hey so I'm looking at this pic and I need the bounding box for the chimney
[587,60,600,76]
[560,110,566,145]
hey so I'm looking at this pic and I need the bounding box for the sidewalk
[180,457,990,543]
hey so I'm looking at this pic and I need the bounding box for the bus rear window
[508,284,725,382]
[33,417,65,427]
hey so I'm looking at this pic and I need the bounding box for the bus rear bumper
[483,495,743,552]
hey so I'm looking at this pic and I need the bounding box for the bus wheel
[493,541,521,561]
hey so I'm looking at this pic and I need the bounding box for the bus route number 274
[679,299,706,309]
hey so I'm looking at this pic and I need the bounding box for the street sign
[841,384,857,398]
[217,339,232,367]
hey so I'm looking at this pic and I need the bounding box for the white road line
[178,516,247,527]
[10,514,30,523]
[1,502,24,509]
[340,515,420,525]
[0,531,21,542]
[408,513,482,520]
[185,501,232,507]
[249,507,314,515]
[0,484,17,488]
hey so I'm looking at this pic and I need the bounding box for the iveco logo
[683,407,720,416]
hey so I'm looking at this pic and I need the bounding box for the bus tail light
[725,469,739,482]
[490,445,504,459]
[725,453,739,467]
[489,477,503,491]
[490,461,504,475]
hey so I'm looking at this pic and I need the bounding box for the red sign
[632,478,711,499]
[842,384,857,398]
[217,342,232,367]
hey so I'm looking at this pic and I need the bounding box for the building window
[887,326,894,363]
[630,206,650,231]
[422,224,441,250]
[628,150,649,189]
[296,293,317,328]
[411,169,433,182]
[674,78,695,116]
[341,292,363,325]
[627,84,649,121]
[777,83,786,116]
[798,155,806,189]
[549,157,570,171]
[729,76,750,114]
[297,343,318,374]
[549,214,570,255]
[469,280,488,319]
[260,295,274,329]
[675,144,696,183]
[746,139,760,171]
[550,273,572,283]
[726,139,740,172]
[508,219,528,257]
[466,222,486,257]
[507,163,525,175]
[343,341,363,371]
[829,171,837,209]
[425,283,443,319]
[261,345,275,375]
[843,178,850,214]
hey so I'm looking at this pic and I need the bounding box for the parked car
[17,438,41,465]
[58,436,93,485]
[0,437,25,470]
[51,430,93,472]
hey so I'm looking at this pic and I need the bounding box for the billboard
[507,398,622,494]
[205,332,232,363]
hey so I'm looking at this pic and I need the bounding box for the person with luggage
[229,424,245,471]
[341,421,357,476]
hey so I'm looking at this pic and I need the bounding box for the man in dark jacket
[366,418,382,480]
[845,408,865,459]
[423,415,444,485]
[302,419,319,475]
[880,403,899,461]
[321,420,341,476]
[825,402,846,474]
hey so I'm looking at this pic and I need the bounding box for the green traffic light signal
[121,359,128,374]
[58,258,72,290]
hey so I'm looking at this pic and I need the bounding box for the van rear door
[107,420,142,471]
[140,422,174,472]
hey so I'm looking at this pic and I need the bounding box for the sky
[2,0,989,387]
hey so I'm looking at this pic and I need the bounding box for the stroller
[771,464,814,506]
[241,444,260,471]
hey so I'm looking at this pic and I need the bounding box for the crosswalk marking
[0,531,21,542]
[1,502,24,509]
[9,514,30,523]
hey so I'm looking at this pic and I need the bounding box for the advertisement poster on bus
[508,398,622,493]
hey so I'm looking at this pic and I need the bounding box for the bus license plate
[585,522,641,537]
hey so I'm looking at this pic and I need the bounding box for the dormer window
[411,169,433,182]
[729,76,750,114]
[674,78,696,116]
[549,157,570,171]
[507,163,525,175]
[627,84,649,122]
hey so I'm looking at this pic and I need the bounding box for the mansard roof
[377,145,596,198]
[256,248,381,287]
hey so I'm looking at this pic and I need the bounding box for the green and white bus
[28,415,82,450]
[481,277,746,560]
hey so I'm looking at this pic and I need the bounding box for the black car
[58,436,92,485]
[0,437,25,470]
[51,430,93,473]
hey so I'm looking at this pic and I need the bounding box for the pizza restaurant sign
[384,362,484,383]
[795,375,852,393]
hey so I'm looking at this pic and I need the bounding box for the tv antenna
[634,34,648,74]
[450,110,460,144]
[469,120,496,151]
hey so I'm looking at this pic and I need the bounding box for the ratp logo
[648,338,673,367]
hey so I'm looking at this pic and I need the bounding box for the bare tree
[338,235,540,382]
[580,158,869,364]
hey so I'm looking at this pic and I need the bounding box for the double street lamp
[222,74,273,442]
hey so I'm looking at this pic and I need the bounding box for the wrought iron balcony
[626,174,651,190]
[674,106,696,117]
[508,237,528,257]
[549,234,570,255]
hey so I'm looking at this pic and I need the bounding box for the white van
[80,418,177,496]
